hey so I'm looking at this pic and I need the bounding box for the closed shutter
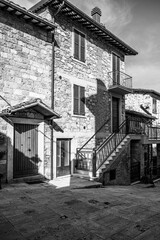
[116,56,120,84]
[112,54,120,84]
[73,84,85,116]
[80,86,85,115]
[80,34,85,62]
[112,54,117,84]
[73,84,79,115]
[74,30,79,60]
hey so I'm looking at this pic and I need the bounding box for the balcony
[108,71,132,95]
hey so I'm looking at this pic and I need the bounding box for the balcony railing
[108,71,132,89]
[126,117,160,140]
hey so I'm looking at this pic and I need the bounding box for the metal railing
[108,71,132,89]
[95,120,127,171]
[147,125,160,140]
[76,117,111,171]
[126,118,147,135]
[76,148,93,171]
[126,117,160,140]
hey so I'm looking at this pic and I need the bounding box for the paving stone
[1,181,160,240]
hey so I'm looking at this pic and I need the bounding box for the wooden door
[13,124,38,178]
[112,54,120,84]
[131,162,140,183]
[56,139,71,177]
[112,97,119,132]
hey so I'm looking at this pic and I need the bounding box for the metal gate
[13,123,38,178]
[131,162,140,183]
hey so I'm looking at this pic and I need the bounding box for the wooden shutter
[116,56,120,84]
[80,34,85,62]
[112,54,120,84]
[80,86,85,115]
[73,84,79,115]
[74,30,79,60]
[112,54,116,84]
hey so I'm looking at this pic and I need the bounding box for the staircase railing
[76,117,110,171]
[95,120,127,172]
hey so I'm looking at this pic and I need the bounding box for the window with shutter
[74,29,85,63]
[152,98,157,114]
[73,84,85,116]
[112,53,120,85]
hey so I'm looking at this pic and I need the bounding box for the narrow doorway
[56,139,71,177]
[112,97,120,132]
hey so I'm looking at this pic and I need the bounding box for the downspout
[50,1,64,180]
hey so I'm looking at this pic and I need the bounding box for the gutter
[50,1,64,180]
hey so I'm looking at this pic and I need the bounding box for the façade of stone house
[125,88,160,183]
[0,0,61,182]
[126,88,160,125]
[30,0,139,183]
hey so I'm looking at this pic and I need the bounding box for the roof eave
[30,0,138,56]
[0,0,56,31]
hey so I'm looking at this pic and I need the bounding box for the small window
[110,169,116,180]
[73,84,85,116]
[74,29,85,62]
[152,98,157,114]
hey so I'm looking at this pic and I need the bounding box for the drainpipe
[50,1,64,180]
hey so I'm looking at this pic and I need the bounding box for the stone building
[126,88,160,125]
[0,0,60,182]
[30,0,138,184]
[125,89,160,183]
[3,0,157,185]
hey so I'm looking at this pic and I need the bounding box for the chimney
[91,7,102,23]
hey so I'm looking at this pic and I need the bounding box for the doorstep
[12,175,46,183]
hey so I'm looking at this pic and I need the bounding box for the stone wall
[40,7,126,152]
[103,142,130,185]
[125,93,160,125]
[0,9,53,180]
[0,9,52,109]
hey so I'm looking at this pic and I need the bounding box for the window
[73,84,85,116]
[74,29,85,62]
[112,53,120,85]
[152,98,157,114]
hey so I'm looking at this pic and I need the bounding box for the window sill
[72,114,86,119]
[71,57,87,66]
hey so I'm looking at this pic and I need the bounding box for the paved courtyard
[0,177,160,240]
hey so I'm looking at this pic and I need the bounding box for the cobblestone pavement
[0,177,160,240]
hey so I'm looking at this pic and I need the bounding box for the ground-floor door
[112,97,120,132]
[56,139,71,177]
[13,123,38,178]
[131,162,140,183]
[130,140,141,183]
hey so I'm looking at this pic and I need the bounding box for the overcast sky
[12,0,160,92]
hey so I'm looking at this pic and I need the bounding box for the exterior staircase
[76,116,160,184]
[76,120,130,183]
[97,135,130,179]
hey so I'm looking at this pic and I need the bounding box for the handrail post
[92,149,96,178]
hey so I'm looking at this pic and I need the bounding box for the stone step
[12,175,46,183]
